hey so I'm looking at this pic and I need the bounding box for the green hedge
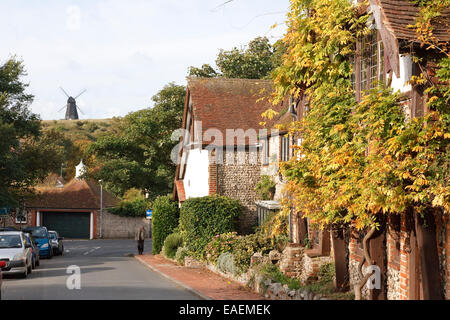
[163,233,184,259]
[179,195,242,257]
[152,195,179,254]
[109,199,150,217]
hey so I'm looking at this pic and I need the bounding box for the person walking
[135,226,146,255]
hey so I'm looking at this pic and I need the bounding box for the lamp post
[99,180,103,239]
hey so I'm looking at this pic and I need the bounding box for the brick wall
[386,215,401,300]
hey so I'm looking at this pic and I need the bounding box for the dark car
[0,227,18,232]
[24,233,40,269]
[22,227,53,259]
[48,231,64,256]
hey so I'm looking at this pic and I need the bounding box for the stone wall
[96,210,151,239]
[216,149,262,234]
[0,210,34,230]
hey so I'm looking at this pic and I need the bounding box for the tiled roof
[27,179,119,210]
[377,0,450,43]
[186,77,286,146]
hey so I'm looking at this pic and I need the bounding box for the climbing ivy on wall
[268,0,449,231]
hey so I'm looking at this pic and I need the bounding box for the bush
[254,175,276,200]
[205,232,239,264]
[175,246,190,265]
[257,209,289,239]
[232,233,274,275]
[179,195,242,258]
[163,233,184,259]
[217,252,237,275]
[108,198,150,217]
[152,195,180,254]
[258,263,301,290]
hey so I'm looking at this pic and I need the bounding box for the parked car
[0,231,33,278]
[48,231,64,256]
[22,227,52,259]
[24,233,40,269]
[0,260,6,299]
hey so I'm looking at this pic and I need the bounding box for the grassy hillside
[41,118,120,142]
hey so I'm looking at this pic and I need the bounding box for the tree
[0,57,63,207]
[271,0,449,299]
[188,64,218,78]
[87,83,186,198]
[189,37,285,79]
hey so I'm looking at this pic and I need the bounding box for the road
[1,239,201,300]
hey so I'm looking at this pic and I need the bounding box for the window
[15,210,27,224]
[280,135,291,162]
[354,28,385,101]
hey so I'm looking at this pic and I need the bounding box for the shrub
[232,233,274,275]
[254,175,276,200]
[179,195,242,258]
[152,195,180,254]
[175,246,190,265]
[258,263,301,290]
[205,232,240,264]
[217,252,237,275]
[85,122,99,133]
[108,198,150,217]
[163,233,184,259]
[257,209,289,239]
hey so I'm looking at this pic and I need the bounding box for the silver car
[0,231,33,278]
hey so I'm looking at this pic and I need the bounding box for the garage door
[42,212,90,239]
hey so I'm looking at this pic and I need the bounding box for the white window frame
[15,211,27,224]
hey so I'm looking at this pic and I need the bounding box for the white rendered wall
[391,55,413,93]
[183,148,210,199]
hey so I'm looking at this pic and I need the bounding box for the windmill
[58,87,86,120]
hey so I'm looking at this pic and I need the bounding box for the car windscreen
[0,235,23,248]
[25,228,47,238]
[49,233,56,239]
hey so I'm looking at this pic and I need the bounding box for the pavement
[1,239,200,300]
[136,254,263,300]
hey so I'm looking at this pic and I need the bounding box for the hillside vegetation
[40,118,121,181]
[41,118,119,142]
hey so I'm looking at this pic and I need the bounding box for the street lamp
[99,179,103,239]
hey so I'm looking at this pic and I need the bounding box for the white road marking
[83,246,101,255]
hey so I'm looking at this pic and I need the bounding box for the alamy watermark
[66,5,81,31]
[366,265,381,290]
[66,265,81,290]
[170,121,283,166]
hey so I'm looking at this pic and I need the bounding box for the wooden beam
[414,208,443,300]
[332,226,349,291]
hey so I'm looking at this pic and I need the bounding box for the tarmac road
[1,239,201,300]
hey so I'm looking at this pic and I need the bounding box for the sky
[1,0,290,120]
